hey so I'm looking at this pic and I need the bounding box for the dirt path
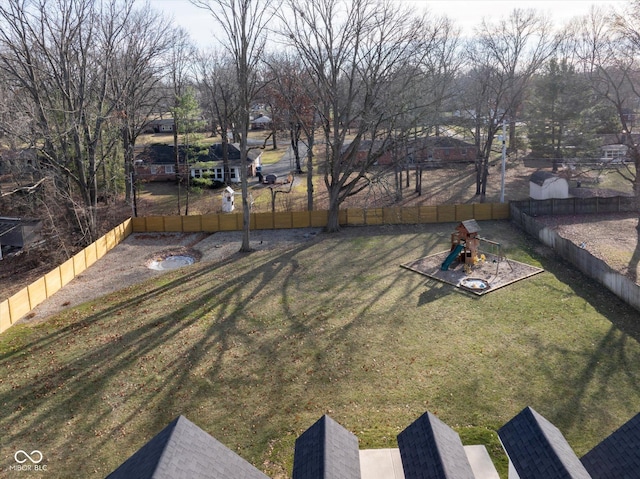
[20,228,321,325]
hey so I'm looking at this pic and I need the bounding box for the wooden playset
[441,219,483,271]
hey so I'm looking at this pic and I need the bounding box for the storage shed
[529,171,569,200]
[0,217,42,248]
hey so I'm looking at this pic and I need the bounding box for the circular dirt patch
[146,247,202,271]
[148,255,195,271]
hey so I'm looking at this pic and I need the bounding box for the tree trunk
[306,134,314,211]
[272,123,277,149]
[174,122,181,214]
[123,126,132,202]
[326,190,341,232]
[475,157,482,195]
[480,158,489,203]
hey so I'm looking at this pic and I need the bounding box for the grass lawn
[1,222,639,478]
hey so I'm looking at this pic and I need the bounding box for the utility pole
[500,119,506,203]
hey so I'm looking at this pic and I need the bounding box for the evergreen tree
[526,58,600,170]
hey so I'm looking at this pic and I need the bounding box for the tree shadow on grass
[627,219,640,283]
[0,225,457,476]
[517,250,640,450]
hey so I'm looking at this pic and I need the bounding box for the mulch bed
[402,251,544,296]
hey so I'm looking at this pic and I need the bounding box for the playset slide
[441,243,464,271]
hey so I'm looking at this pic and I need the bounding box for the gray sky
[150,0,628,47]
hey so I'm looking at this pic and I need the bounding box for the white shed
[529,171,569,200]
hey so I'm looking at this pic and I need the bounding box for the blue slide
[441,244,464,271]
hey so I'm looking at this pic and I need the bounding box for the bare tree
[264,52,319,209]
[280,0,439,231]
[0,0,140,243]
[192,0,276,252]
[107,3,174,212]
[196,52,240,186]
[460,9,557,201]
[166,28,197,215]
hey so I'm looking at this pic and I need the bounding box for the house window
[165,165,175,174]
[214,168,223,180]
[150,165,159,175]
[230,169,237,179]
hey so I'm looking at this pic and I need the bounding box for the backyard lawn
[1,221,639,478]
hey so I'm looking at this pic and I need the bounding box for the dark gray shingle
[498,406,591,479]
[292,415,361,479]
[581,412,640,479]
[397,410,475,479]
[530,170,557,186]
[105,415,270,479]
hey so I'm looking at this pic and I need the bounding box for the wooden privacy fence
[0,219,133,334]
[131,203,510,232]
[1,204,509,333]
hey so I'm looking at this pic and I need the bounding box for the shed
[0,217,42,248]
[529,171,569,200]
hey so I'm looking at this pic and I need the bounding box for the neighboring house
[250,115,272,130]
[198,143,262,183]
[343,140,394,166]
[146,118,175,133]
[601,143,628,163]
[343,136,478,167]
[599,133,640,163]
[529,171,569,200]
[407,137,477,164]
[134,145,183,182]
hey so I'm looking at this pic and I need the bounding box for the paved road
[257,141,308,186]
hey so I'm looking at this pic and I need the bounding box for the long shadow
[628,219,640,283]
[5,222,634,476]
[0,242,323,471]
[523,247,640,441]
[1,223,462,473]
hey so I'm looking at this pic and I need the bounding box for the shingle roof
[530,170,558,186]
[210,143,260,162]
[105,415,269,479]
[136,144,180,165]
[292,415,361,479]
[581,412,640,478]
[498,407,592,479]
[397,410,475,479]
